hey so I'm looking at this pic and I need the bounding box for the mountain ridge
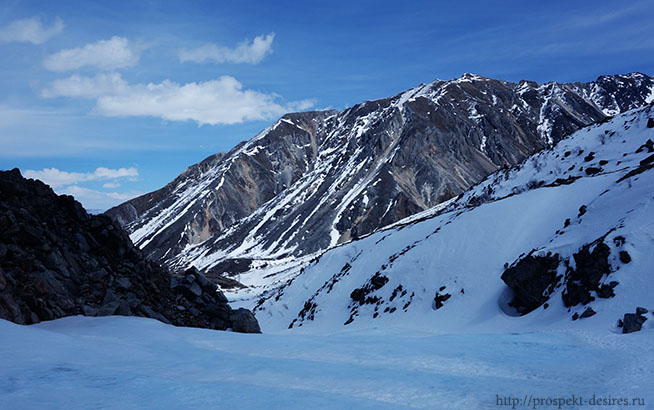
[106,72,654,284]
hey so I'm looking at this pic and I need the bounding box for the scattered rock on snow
[434,290,451,310]
[622,312,647,334]
[636,139,653,153]
[230,308,262,334]
[350,272,389,305]
[579,307,596,319]
[619,251,632,264]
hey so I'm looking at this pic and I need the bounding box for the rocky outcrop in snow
[0,169,260,333]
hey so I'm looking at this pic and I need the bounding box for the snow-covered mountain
[106,72,654,283]
[251,104,654,334]
[5,91,654,410]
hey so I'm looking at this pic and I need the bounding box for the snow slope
[252,104,654,334]
[1,316,652,409]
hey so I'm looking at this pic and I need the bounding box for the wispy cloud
[58,185,142,211]
[42,72,129,98]
[0,16,63,44]
[20,167,141,211]
[563,1,652,30]
[178,33,275,64]
[431,2,654,70]
[24,167,138,188]
[43,36,141,71]
[43,73,314,125]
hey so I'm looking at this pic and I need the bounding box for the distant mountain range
[106,72,654,285]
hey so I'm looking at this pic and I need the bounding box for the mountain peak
[106,73,654,293]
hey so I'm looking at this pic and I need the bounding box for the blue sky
[1,0,653,210]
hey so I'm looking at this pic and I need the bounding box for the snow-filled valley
[2,105,654,409]
[1,316,652,410]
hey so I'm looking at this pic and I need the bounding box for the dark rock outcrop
[229,308,262,333]
[562,241,611,307]
[434,288,451,310]
[619,251,631,264]
[501,254,560,313]
[503,237,621,315]
[579,307,596,319]
[623,311,648,334]
[0,169,260,333]
[350,272,389,306]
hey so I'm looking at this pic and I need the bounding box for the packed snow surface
[1,316,652,410]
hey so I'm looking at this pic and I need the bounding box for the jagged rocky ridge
[250,104,654,333]
[107,72,654,281]
[0,169,260,333]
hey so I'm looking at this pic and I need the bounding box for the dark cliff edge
[0,169,260,333]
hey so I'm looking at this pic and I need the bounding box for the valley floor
[1,316,652,410]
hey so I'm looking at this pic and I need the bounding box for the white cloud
[24,167,138,188]
[93,167,138,180]
[59,185,142,212]
[103,182,121,189]
[178,33,275,64]
[43,73,314,125]
[42,72,129,98]
[43,36,140,71]
[0,16,63,44]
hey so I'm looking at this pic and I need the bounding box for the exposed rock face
[562,241,612,307]
[0,169,260,333]
[622,311,648,334]
[229,308,261,333]
[502,235,630,316]
[579,307,596,319]
[501,254,560,313]
[434,287,451,310]
[106,72,654,279]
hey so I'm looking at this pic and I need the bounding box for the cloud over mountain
[43,73,314,125]
[24,167,138,188]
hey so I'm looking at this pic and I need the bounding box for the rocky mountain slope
[251,104,654,334]
[107,72,654,282]
[0,169,260,333]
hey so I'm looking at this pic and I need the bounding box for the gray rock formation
[0,169,260,333]
[501,254,560,313]
[106,72,654,279]
[622,311,648,334]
